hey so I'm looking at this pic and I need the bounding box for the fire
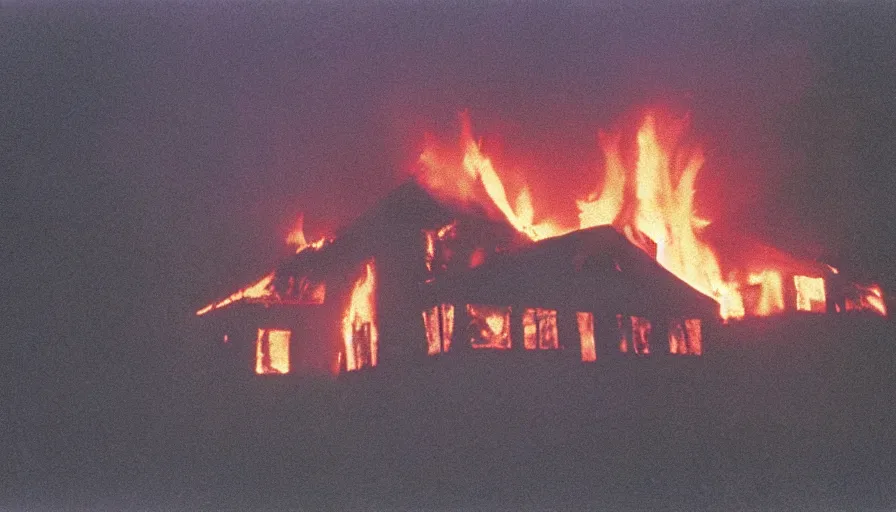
[578,113,741,319]
[747,270,785,316]
[466,304,512,349]
[342,261,378,371]
[418,110,743,318]
[856,284,887,316]
[255,328,291,375]
[794,275,826,313]
[287,213,329,253]
[577,312,597,362]
[196,272,274,316]
[418,112,564,241]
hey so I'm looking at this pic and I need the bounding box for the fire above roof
[423,225,720,320]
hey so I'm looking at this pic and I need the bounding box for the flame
[342,261,378,371]
[857,284,887,316]
[287,213,330,253]
[577,312,597,362]
[747,270,785,316]
[255,328,291,375]
[794,275,826,313]
[418,113,564,241]
[196,272,274,316]
[418,110,742,318]
[466,304,512,349]
[423,303,455,355]
[578,113,741,319]
[287,214,308,250]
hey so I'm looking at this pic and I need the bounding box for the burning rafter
[415,110,886,320]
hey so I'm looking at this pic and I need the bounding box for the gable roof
[423,226,720,319]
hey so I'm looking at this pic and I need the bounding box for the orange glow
[579,114,741,319]
[342,261,378,371]
[632,316,652,355]
[577,312,597,362]
[747,270,785,316]
[423,303,455,355]
[522,308,559,350]
[617,314,630,353]
[418,111,742,319]
[196,272,274,316]
[287,214,330,253]
[466,304,512,349]
[669,319,703,355]
[685,319,703,355]
[255,328,291,375]
[418,113,564,241]
[845,283,887,316]
[794,275,826,313]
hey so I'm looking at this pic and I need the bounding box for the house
[198,180,719,377]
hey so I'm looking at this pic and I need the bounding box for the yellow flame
[342,261,378,371]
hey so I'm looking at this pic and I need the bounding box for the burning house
[199,180,715,376]
[197,110,887,377]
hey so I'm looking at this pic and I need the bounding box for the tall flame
[418,110,747,318]
[342,261,378,371]
[419,112,562,241]
[578,113,742,319]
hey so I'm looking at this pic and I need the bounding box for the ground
[4,316,895,511]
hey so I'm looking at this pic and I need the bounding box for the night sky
[3,0,896,508]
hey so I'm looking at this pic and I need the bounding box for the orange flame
[287,213,329,253]
[577,312,597,362]
[255,328,291,375]
[418,113,564,241]
[857,284,887,316]
[196,272,274,316]
[794,275,826,313]
[747,270,785,316]
[342,261,378,371]
[579,113,741,319]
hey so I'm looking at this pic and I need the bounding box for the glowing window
[617,314,630,353]
[669,319,702,356]
[794,275,826,313]
[522,308,559,350]
[467,304,511,349]
[255,328,291,375]
[577,312,597,362]
[342,261,378,372]
[423,303,455,355]
[631,316,652,355]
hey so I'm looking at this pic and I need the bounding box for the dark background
[2,1,896,509]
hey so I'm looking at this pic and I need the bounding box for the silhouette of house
[198,180,717,377]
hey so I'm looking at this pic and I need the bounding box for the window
[794,275,826,313]
[522,308,559,350]
[631,316,652,355]
[669,319,702,356]
[342,261,378,371]
[255,328,291,375]
[423,303,455,355]
[466,304,512,349]
[577,312,597,362]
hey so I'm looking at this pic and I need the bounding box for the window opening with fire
[794,275,826,313]
[618,315,652,354]
[577,312,597,362]
[255,328,291,375]
[342,261,378,372]
[522,308,559,350]
[669,319,703,355]
[423,303,455,355]
[466,304,512,349]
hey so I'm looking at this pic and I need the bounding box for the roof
[423,225,720,319]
